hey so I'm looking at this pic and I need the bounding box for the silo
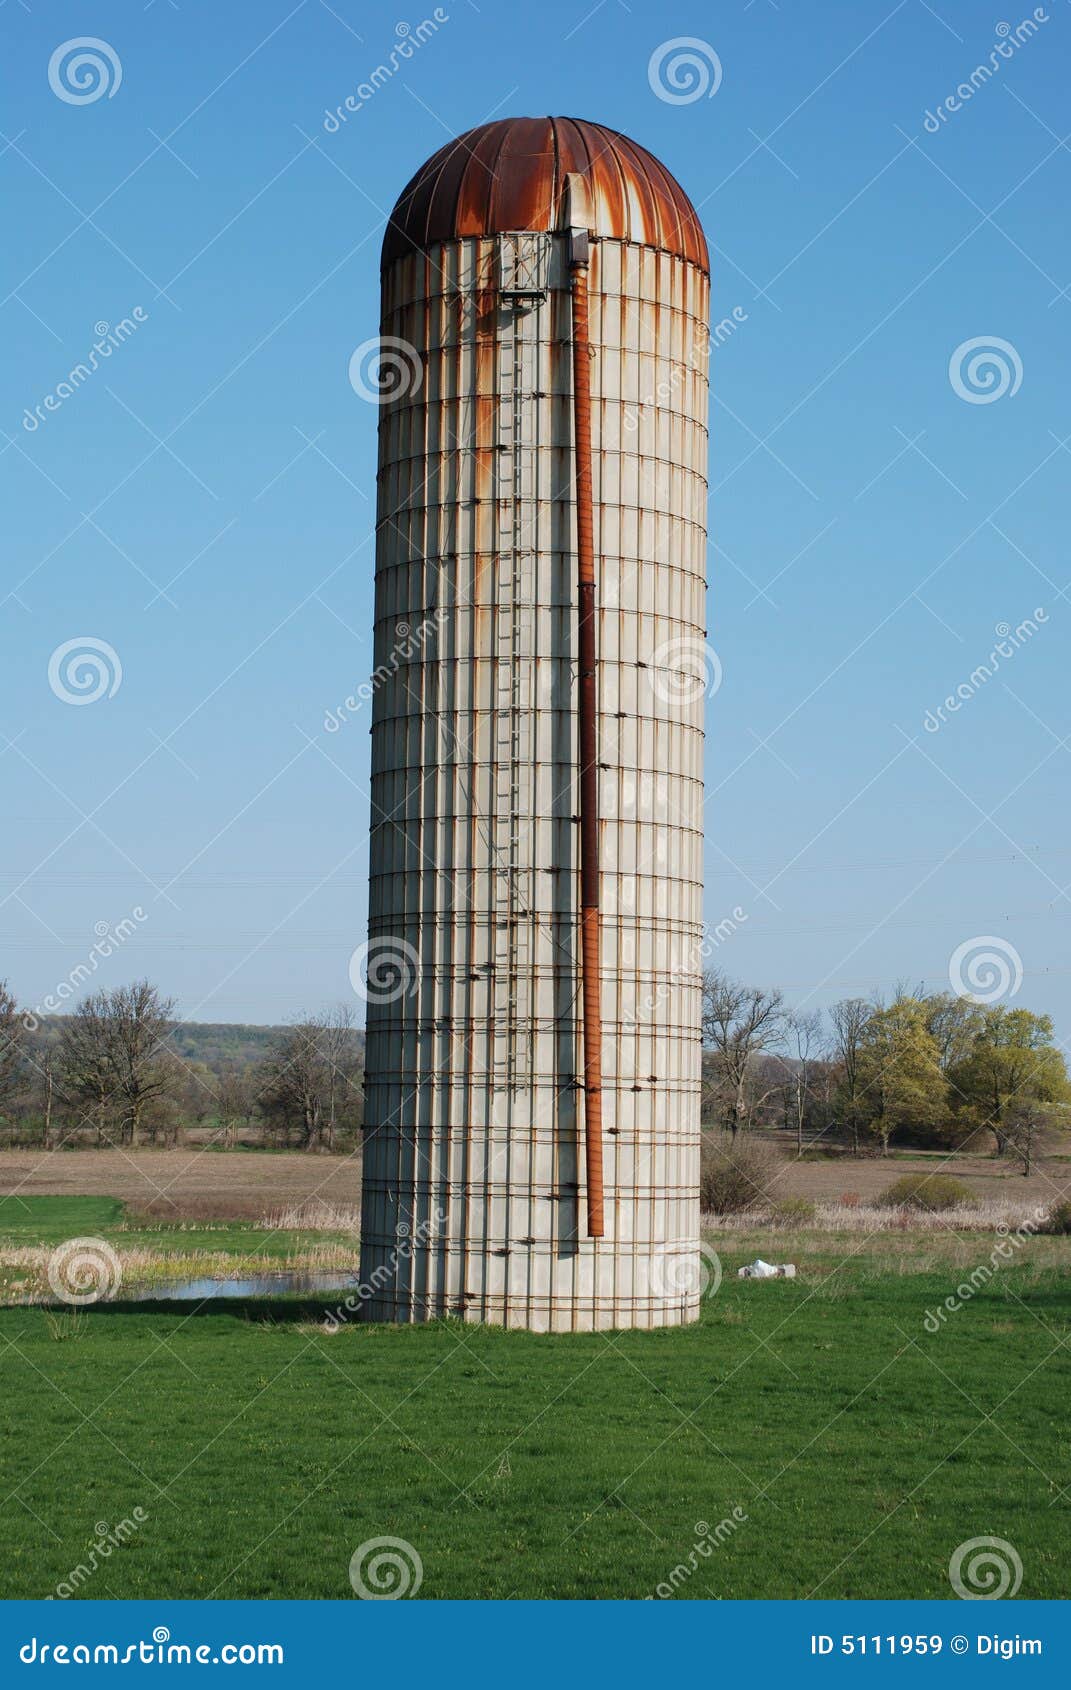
[359,116,710,1332]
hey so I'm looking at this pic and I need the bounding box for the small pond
[123,1271,358,1302]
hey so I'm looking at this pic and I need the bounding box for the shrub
[768,1197,815,1226]
[700,1136,782,1215]
[1040,1198,1071,1236]
[877,1173,976,1213]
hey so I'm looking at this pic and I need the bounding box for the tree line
[0,979,364,1152]
[2,970,1067,1169]
[702,971,1070,1173]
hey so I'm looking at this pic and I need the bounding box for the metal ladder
[490,234,547,1125]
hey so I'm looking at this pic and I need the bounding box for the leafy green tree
[923,992,983,1073]
[858,997,946,1155]
[949,1006,1071,1158]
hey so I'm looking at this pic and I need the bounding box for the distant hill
[167,1022,292,1067]
[30,1019,365,1071]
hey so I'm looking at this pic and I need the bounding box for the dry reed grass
[260,1200,361,1232]
[704,1197,1047,1232]
[1,1238,360,1302]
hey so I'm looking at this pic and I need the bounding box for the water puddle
[124,1271,357,1302]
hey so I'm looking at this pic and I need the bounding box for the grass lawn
[0,1195,126,1244]
[0,1208,1068,1599]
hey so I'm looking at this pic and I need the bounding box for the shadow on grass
[36,1294,354,1326]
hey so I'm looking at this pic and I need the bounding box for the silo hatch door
[497,232,551,302]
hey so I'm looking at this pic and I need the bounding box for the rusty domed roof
[382,116,708,272]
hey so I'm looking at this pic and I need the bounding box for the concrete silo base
[358,1293,703,1335]
[356,1221,707,1332]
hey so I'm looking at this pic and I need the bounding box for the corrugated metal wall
[359,229,710,1330]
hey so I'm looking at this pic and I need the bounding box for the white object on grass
[737,1259,796,1280]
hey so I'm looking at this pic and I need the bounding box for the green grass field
[0,1199,1068,1599]
[0,1195,127,1243]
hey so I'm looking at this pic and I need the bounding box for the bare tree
[261,1019,330,1149]
[259,1009,362,1149]
[58,992,118,1145]
[0,983,22,1120]
[320,1003,358,1151]
[784,1010,823,1157]
[701,971,786,1139]
[41,1049,55,1150]
[1003,1101,1066,1177]
[216,1067,254,1148]
[829,997,873,1154]
[58,983,176,1146]
[102,982,176,1146]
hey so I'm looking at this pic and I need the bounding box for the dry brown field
[0,1143,1066,1221]
[763,1149,1069,1208]
[0,1147,362,1219]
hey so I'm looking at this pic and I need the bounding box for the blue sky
[2,0,1069,1030]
